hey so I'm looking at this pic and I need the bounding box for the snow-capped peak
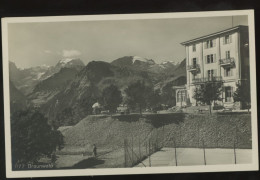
[60,58,74,64]
[132,56,148,64]
[161,61,177,65]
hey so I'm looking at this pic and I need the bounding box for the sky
[8,15,248,68]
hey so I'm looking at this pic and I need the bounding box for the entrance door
[225,86,232,102]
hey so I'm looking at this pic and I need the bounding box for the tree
[193,86,202,106]
[11,109,64,166]
[124,81,152,114]
[193,81,223,114]
[161,84,176,107]
[147,89,162,112]
[101,84,122,113]
[233,80,251,112]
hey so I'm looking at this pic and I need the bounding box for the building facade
[177,25,249,109]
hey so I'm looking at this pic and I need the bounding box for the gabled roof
[181,25,248,46]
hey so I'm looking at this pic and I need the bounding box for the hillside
[38,57,186,126]
[9,56,187,127]
[9,61,50,95]
[9,81,29,113]
[41,60,158,126]
[40,58,84,80]
[60,113,252,156]
[28,68,79,106]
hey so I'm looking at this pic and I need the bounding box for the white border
[1,10,258,178]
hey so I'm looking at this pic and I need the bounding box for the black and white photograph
[1,10,258,178]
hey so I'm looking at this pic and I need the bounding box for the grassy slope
[57,113,251,168]
[63,113,252,150]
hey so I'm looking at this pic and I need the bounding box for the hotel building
[176,25,249,109]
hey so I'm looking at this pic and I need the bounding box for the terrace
[191,76,223,84]
[219,58,235,68]
[187,64,200,73]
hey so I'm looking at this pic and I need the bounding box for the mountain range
[9,56,186,127]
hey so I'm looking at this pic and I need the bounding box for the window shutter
[213,39,216,47]
[229,35,232,43]
[204,42,207,49]
[223,36,225,44]
[205,56,207,64]
[214,54,216,63]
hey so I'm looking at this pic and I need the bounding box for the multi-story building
[176,25,249,109]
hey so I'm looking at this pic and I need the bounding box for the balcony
[191,76,223,84]
[219,58,235,68]
[187,64,200,73]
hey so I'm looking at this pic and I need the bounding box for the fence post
[179,124,182,146]
[216,113,218,148]
[163,122,165,147]
[131,135,134,166]
[138,137,141,159]
[202,139,206,165]
[124,139,126,167]
[149,139,151,167]
[234,138,237,164]
[174,138,178,166]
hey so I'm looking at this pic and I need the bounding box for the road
[135,147,252,167]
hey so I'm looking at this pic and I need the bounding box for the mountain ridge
[10,56,186,127]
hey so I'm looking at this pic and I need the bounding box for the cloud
[44,50,52,54]
[62,49,81,58]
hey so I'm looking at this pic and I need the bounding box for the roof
[181,25,248,46]
[172,85,186,89]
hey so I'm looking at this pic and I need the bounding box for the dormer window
[192,44,196,52]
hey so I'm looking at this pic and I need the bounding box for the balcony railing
[187,64,200,73]
[191,76,223,84]
[219,58,235,67]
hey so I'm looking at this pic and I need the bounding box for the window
[224,35,232,44]
[205,54,216,64]
[177,91,186,102]
[192,58,197,65]
[224,67,232,77]
[192,44,196,52]
[205,39,215,49]
[225,51,230,59]
[207,70,213,78]
[225,86,233,102]
[207,69,217,79]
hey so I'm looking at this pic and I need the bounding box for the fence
[124,127,166,167]
[123,113,245,167]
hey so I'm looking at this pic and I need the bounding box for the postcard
[1,10,258,178]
